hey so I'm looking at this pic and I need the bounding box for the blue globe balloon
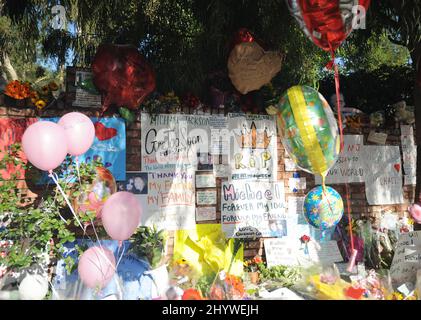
[303,186,343,230]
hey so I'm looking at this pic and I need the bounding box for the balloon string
[115,242,125,269]
[49,170,84,231]
[75,156,82,188]
[345,183,355,252]
[329,51,356,260]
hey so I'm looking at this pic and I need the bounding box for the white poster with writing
[390,231,421,288]
[136,171,196,230]
[228,113,278,181]
[363,145,404,205]
[196,207,217,222]
[141,113,225,171]
[221,180,286,238]
[264,238,300,267]
[315,135,365,184]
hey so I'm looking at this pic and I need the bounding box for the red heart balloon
[287,0,371,52]
[92,44,156,111]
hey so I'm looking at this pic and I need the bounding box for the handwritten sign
[195,173,216,188]
[316,135,365,184]
[363,145,404,205]
[264,238,299,267]
[118,171,196,230]
[197,190,217,205]
[141,113,223,171]
[221,180,286,238]
[390,231,421,288]
[304,241,343,266]
[196,207,217,222]
[228,113,278,181]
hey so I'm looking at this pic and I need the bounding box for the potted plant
[129,226,168,298]
[243,255,263,284]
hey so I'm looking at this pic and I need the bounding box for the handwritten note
[367,131,388,145]
[316,135,365,184]
[196,207,217,221]
[264,238,299,267]
[197,190,217,205]
[390,231,421,288]
[195,173,216,188]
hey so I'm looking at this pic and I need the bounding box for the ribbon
[326,49,355,270]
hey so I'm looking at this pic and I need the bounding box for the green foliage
[128,225,167,269]
[0,143,101,277]
[257,264,302,288]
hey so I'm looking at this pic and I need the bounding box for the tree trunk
[1,52,18,81]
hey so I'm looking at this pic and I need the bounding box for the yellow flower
[35,99,47,109]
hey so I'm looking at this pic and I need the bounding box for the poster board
[390,231,421,288]
[228,113,278,181]
[363,145,404,205]
[221,180,287,238]
[141,113,225,172]
[117,171,196,230]
[315,135,365,184]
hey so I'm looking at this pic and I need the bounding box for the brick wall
[0,94,416,262]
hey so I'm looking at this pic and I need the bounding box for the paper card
[284,158,299,171]
[367,130,388,145]
[401,125,414,136]
[288,177,306,192]
[264,238,299,267]
[397,283,415,297]
[196,207,217,221]
[404,175,416,186]
[305,241,344,265]
[195,173,216,188]
[197,190,217,205]
[287,197,305,215]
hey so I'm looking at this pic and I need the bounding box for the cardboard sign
[221,180,286,238]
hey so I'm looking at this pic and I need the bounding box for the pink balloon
[409,204,421,224]
[22,121,68,171]
[101,192,141,241]
[58,112,95,156]
[78,246,116,289]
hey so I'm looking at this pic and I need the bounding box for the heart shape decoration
[94,122,117,141]
[228,42,283,94]
[394,163,401,173]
